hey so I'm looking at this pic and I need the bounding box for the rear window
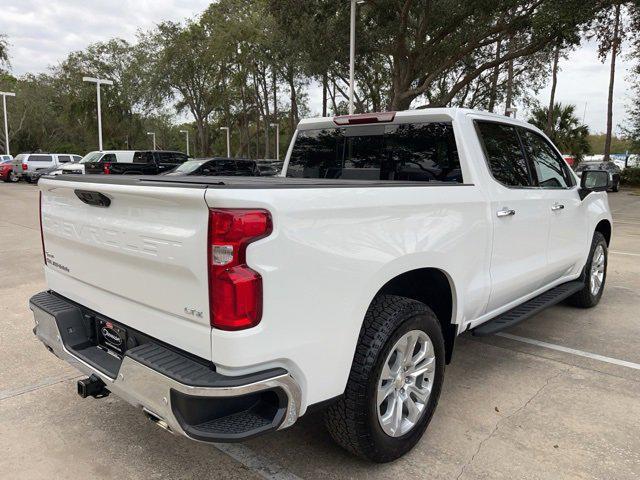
[476,122,532,187]
[57,155,71,163]
[286,122,462,183]
[28,155,53,162]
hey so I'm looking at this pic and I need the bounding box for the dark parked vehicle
[576,162,621,192]
[163,157,261,177]
[83,150,189,175]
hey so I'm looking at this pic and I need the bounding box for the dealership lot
[1,182,639,479]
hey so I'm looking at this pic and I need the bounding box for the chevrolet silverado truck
[31,109,612,462]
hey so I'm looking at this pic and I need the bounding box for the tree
[592,2,626,161]
[529,102,591,161]
[0,35,9,73]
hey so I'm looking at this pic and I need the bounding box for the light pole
[180,129,190,156]
[83,77,113,150]
[505,107,518,119]
[147,132,156,150]
[220,127,230,157]
[0,91,15,155]
[348,0,365,115]
[269,123,280,161]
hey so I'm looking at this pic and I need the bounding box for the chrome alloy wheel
[376,330,435,437]
[590,244,606,296]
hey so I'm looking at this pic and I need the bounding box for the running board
[472,280,584,337]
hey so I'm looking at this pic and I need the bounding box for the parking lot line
[213,442,303,480]
[610,250,640,257]
[496,333,640,370]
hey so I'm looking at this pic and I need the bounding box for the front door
[519,129,589,281]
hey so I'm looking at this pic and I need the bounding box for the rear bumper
[30,291,302,442]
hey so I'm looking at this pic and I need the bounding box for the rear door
[39,177,213,359]
[476,121,551,312]
[27,154,53,172]
[519,129,588,280]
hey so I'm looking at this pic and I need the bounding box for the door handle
[496,208,516,218]
[551,203,565,211]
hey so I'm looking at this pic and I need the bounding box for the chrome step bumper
[30,291,302,442]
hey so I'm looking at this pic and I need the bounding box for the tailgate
[39,177,212,360]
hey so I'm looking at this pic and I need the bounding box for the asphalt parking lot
[1,181,639,480]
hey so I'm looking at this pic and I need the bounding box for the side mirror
[579,170,610,200]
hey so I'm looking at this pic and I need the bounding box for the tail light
[22,162,28,171]
[208,208,272,330]
[103,163,111,175]
[39,191,46,264]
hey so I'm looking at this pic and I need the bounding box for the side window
[57,155,71,163]
[133,152,153,164]
[28,155,53,163]
[101,154,117,163]
[476,122,532,187]
[73,155,82,162]
[520,130,571,188]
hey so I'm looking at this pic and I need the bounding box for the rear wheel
[9,171,18,182]
[324,295,445,462]
[568,232,607,308]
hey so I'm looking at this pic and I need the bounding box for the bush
[621,167,640,187]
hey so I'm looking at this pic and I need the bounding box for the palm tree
[529,102,591,162]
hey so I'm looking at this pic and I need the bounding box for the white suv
[13,153,82,182]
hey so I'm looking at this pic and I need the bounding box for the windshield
[80,151,104,163]
[168,159,208,174]
[286,122,462,183]
[15,154,27,162]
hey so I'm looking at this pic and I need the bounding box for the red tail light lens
[39,191,46,264]
[22,162,28,171]
[103,163,111,174]
[208,209,272,330]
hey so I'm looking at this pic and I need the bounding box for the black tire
[324,295,445,463]
[568,232,608,308]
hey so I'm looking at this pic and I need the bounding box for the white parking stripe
[214,442,303,480]
[610,250,640,257]
[497,333,640,370]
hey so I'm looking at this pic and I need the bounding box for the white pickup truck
[31,109,612,462]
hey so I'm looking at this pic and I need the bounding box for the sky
[0,0,634,134]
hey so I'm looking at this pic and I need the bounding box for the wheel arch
[595,219,611,246]
[374,267,458,364]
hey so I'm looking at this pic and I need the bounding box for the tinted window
[476,122,532,187]
[102,153,117,163]
[520,130,571,188]
[287,122,462,183]
[73,155,82,162]
[236,161,258,176]
[57,155,71,163]
[134,152,154,164]
[28,155,53,162]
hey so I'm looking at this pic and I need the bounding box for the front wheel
[9,171,18,182]
[324,295,445,462]
[568,232,608,308]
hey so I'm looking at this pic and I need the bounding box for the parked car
[62,150,188,175]
[0,156,17,182]
[32,109,612,463]
[576,161,621,192]
[163,157,261,177]
[58,150,136,175]
[12,153,82,182]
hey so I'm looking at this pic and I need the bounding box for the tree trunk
[322,71,328,117]
[287,69,299,132]
[488,39,502,112]
[604,4,621,162]
[504,58,514,116]
[546,45,560,136]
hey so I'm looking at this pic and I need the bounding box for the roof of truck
[297,108,537,131]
